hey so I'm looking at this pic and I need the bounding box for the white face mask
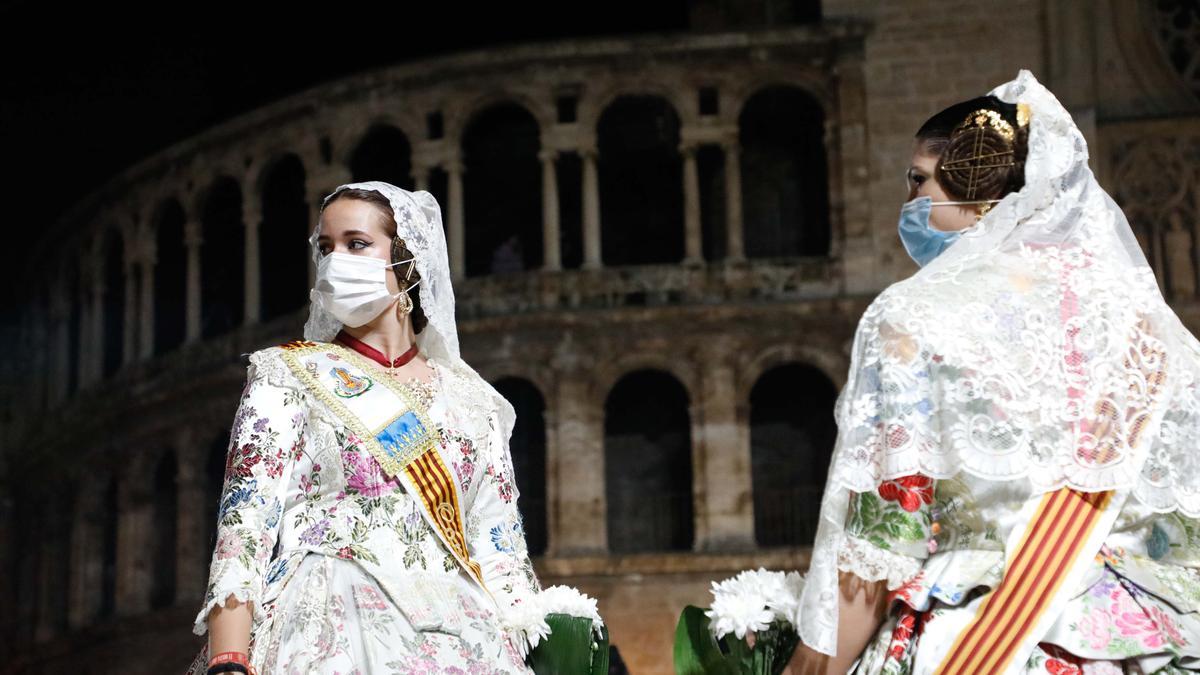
[309,251,419,327]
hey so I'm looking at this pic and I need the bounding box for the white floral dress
[840,474,1200,674]
[185,343,538,675]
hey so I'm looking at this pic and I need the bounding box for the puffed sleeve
[835,475,934,589]
[465,405,543,651]
[192,348,308,636]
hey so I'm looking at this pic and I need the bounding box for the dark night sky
[0,0,690,320]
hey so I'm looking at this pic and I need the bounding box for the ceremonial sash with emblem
[277,340,486,589]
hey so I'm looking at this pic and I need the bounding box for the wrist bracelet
[206,664,248,675]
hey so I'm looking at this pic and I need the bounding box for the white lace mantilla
[799,70,1200,656]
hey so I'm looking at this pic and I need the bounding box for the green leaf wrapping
[673,605,735,675]
[528,613,607,675]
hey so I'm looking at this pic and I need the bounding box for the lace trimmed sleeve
[191,348,308,636]
[836,475,934,589]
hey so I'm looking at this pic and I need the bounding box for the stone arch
[447,90,552,144]
[152,198,188,354]
[604,368,694,553]
[461,101,543,276]
[737,84,831,257]
[149,449,178,609]
[98,226,126,377]
[198,176,245,338]
[748,361,838,547]
[596,94,686,265]
[348,123,415,189]
[258,153,310,321]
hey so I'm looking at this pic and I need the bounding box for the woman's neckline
[329,333,439,388]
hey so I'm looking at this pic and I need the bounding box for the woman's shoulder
[244,339,331,387]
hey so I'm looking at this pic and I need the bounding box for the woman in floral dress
[789,72,1200,674]
[185,182,541,674]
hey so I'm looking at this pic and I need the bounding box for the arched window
[100,228,124,376]
[98,476,118,618]
[350,124,414,189]
[259,154,309,321]
[749,363,837,546]
[150,451,178,608]
[200,178,245,338]
[493,378,548,555]
[153,199,188,354]
[597,96,684,265]
[604,369,693,552]
[463,103,543,276]
[739,86,830,257]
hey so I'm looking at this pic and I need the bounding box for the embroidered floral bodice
[191,343,540,645]
[839,475,1200,663]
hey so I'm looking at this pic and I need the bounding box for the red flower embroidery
[336,546,354,560]
[1044,658,1080,675]
[1040,644,1083,674]
[878,475,934,512]
[887,612,917,661]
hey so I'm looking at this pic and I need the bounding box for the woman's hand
[207,596,254,657]
[782,571,889,675]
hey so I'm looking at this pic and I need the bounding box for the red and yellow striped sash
[404,448,484,585]
[935,488,1112,674]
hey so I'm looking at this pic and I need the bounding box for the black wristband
[206,663,249,675]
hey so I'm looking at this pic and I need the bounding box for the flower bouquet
[507,585,609,675]
[674,568,804,675]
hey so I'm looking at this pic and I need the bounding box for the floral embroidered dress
[185,342,539,675]
[842,473,1200,674]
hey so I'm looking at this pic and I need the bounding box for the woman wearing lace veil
[184,182,541,674]
[786,71,1200,674]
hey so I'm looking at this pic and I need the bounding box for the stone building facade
[4,1,1200,673]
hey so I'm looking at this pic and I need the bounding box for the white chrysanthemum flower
[539,585,605,636]
[706,591,775,640]
[766,571,805,627]
[706,568,806,639]
[502,594,552,656]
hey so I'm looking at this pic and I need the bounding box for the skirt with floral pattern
[184,552,531,675]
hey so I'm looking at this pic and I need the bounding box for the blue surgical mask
[897,196,999,267]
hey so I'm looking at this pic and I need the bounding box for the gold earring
[976,202,994,222]
[395,290,413,319]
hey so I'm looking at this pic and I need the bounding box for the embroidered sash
[934,487,1126,675]
[278,340,486,589]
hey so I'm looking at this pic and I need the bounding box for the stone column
[243,198,262,324]
[87,255,105,386]
[581,147,602,270]
[550,365,607,554]
[176,428,209,604]
[447,159,466,281]
[694,340,755,550]
[681,143,703,264]
[413,165,430,192]
[540,149,562,272]
[722,139,746,262]
[116,455,153,616]
[139,235,155,359]
[34,509,59,642]
[122,239,139,365]
[185,221,203,343]
[68,483,102,628]
[50,290,69,404]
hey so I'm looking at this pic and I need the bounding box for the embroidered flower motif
[341,446,400,497]
[878,475,935,512]
[299,519,331,546]
[337,546,354,560]
[887,611,917,661]
[215,531,244,560]
[491,523,518,553]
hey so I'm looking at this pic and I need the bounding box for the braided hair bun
[917,95,1029,202]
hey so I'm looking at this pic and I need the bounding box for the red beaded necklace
[334,329,420,373]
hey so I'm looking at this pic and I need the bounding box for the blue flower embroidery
[218,479,258,520]
[491,523,518,553]
[265,558,289,585]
